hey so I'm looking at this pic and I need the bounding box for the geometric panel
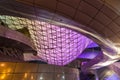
[0,15,93,65]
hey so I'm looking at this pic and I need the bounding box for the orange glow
[0,63,5,67]
[24,73,28,78]
[1,74,6,79]
[31,76,33,79]
[7,68,11,73]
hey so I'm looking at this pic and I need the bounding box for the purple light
[0,15,94,65]
[87,42,99,48]
[31,21,93,65]
[78,50,100,59]
[105,74,120,80]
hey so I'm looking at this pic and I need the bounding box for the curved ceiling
[0,0,120,67]
[14,0,120,53]
[104,0,120,13]
[0,15,93,65]
[16,0,120,45]
[14,0,120,67]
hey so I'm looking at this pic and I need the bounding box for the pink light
[0,15,94,65]
[31,21,93,65]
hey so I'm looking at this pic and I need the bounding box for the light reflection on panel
[0,62,16,73]
[37,73,53,80]
[0,15,94,65]
[0,73,12,80]
[55,73,65,80]
[12,73,37,80]
[0,62,79,80]
[15,63,38,73]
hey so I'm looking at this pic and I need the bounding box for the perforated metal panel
[0,15,93,65]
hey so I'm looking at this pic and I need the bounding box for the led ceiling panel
[0,15,93,65]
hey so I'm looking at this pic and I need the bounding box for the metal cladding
[0,15,93,65]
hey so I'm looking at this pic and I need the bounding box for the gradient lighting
[87,42,99,48]
[78,50,100,59]
[105,74,120,80]
[78,43,100,59]
[0,15,93,65]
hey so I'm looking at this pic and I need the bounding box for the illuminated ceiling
[0,15,93,65]
[0,0,120,68]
